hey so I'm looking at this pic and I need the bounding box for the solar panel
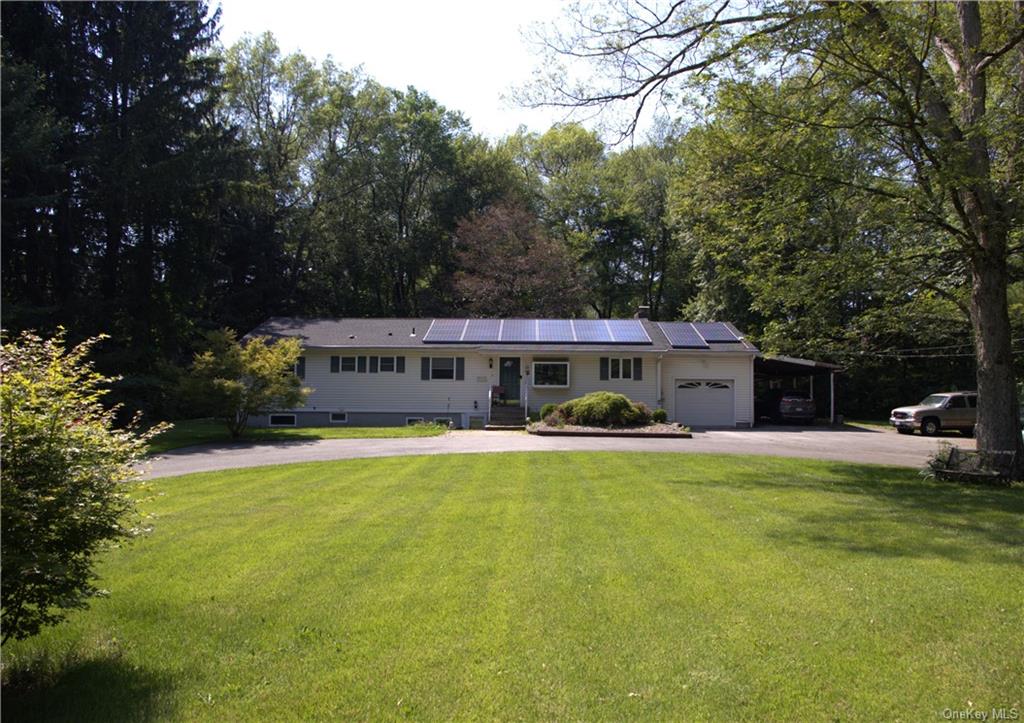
[693,322,741,343]
[499,319,537,343]
[658,322,709,349]
[423,319,467,343]
[538,319,574,342]
[606,319,651,343]
[463,318,501,342]
[572,319,613,343]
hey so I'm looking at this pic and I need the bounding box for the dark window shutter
[599,357,609,381]
[455,357,465,380]
[369,356,379,373]
[296,356,306,379]
[357,356,367,373]
[396,356,405,373]
[330,356,339,373]
[633,357,643,381]
[421,357,430,380]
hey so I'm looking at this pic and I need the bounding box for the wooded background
[2,2,1020,422]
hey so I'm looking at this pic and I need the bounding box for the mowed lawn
[147,418,447,454]
[3,453,1022,721]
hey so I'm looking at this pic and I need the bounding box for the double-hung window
[421,357,465,380]
[600,357,643,381]
[610,357,633,380]
[431,357,455,380]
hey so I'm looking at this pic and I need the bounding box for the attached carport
[755,355,843,425]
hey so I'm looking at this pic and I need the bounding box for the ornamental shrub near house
[555,391,652,427]
[652,408,668,423]
[0,330,166,642]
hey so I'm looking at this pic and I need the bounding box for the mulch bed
[528,422,692,438]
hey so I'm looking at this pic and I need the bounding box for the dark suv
[756,390,816,424]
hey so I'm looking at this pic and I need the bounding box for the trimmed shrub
[540,403,559,420]
[652,408,668,423]
[543,412,564,427]
[559,391,651,427]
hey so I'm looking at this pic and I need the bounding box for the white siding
[297,349,492,417]
[661,354,755,426]
[524,353,659,413]
[292,347,754,425]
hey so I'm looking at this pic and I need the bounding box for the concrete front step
[489,406,526,421]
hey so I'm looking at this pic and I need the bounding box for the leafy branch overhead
[526,0,1023,466]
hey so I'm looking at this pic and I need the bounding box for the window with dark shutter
[421,357,430,380]
[330,356,339,373]
[340,356,356,372]
[357,356,367,373]
[600,357,609,380]
[396,356,406,373]
[633,357,643,380]
[295,357,306,379]
[456,357,465,380]
[369,356,379,373]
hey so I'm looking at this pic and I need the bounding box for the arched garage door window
[675,380,735,426]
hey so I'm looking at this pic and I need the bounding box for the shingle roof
[246,317,759,353]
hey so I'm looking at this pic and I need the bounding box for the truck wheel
[921,418,940,436]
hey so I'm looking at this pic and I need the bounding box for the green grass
[146,418,447,454]
[3,453,1022,721]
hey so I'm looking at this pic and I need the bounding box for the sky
[215,0,583,140]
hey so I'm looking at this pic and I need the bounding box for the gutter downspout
[656,355,663,409]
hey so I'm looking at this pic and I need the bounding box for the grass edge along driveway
[3,452,1022,721]
[146,418,447,454]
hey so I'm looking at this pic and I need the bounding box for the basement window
[269,414,296,427]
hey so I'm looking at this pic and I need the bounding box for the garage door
[675,380,735,426]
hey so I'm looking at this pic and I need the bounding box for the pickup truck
[889,391,977,436]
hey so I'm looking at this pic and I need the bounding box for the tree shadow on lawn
[153,437,322,456]
[2,654,178,722]
[666,461,1024,564]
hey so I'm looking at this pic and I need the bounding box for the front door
[499,357,521,403]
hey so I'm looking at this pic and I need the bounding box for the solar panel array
[423,319,652,345]
[692,322,741,343]
[658,321,742,348]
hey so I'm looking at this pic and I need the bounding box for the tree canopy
[526,0,1023,462]
[1,1,1020,433]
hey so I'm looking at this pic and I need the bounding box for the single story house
[245,315,761,429]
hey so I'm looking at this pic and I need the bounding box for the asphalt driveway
[143,425,975,479]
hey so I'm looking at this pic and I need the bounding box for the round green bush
[652,408,668,423]
[540,403,559,420]
[559,391,651,427]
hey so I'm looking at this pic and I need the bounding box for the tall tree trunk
[967,223,1022,468]
[953,1,1023,472]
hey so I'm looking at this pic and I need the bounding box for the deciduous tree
[184,329,309,438]
[529,1,1024,464]
[1,330,164,642]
